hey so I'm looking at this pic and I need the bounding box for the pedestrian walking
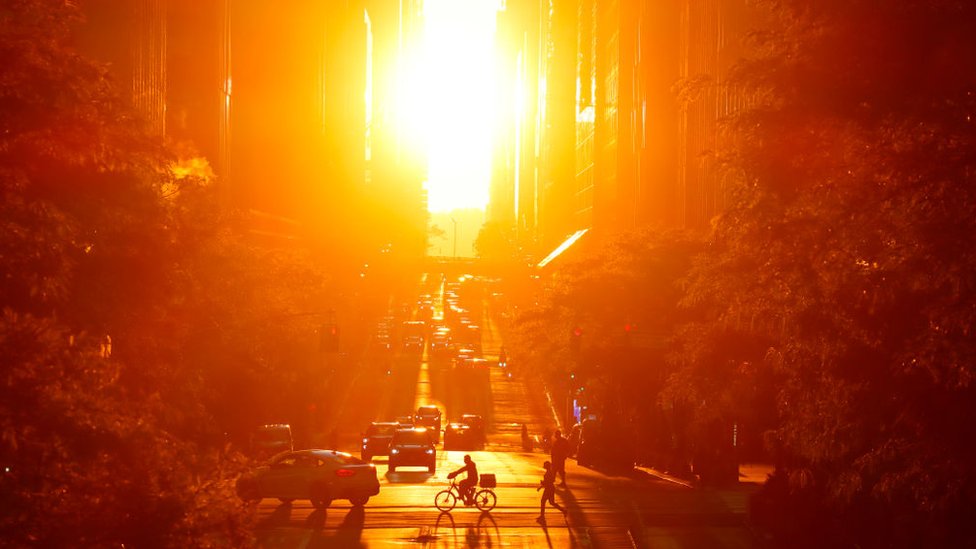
[536,461,566,523]
[521,423,532,452]
[550,429,570,486]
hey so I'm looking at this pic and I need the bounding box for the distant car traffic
[373,332,393,352]
[460,414,486,448]
[443,422,479,450]
[458,357,490,370]
[414,405,442,443]
[401,320,426,352]
[394,415,415,428]
[388,427,436,473]
[361,422,398,461]
[402,334,424,351]
[235,449,379,508]
[373,319,394,352]
[453,347,479,368]
[429,331,454,358]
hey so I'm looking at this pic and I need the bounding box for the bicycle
[434,477,497,512]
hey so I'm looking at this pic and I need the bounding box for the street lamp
[451,217,458,259]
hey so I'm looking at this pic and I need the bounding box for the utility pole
[451,217,458,259]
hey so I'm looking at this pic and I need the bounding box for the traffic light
[320,324,340,353]
[570,327,582,355]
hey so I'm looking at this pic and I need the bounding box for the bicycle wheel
[473,489,496,512]
[434,489,457,512]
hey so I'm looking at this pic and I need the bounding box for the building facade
[490,0,756,261]
[77,0,429,264]
[572,0,754,237]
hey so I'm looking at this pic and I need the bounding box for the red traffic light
[572,327,583,337]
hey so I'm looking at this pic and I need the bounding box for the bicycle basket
[479,474,496,488]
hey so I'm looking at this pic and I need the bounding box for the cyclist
[447,454,478,505]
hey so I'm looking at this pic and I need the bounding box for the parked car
[235,449,379,508]
[575,419,600,467]
[414,405,442,442]
[388,427,436,473]
[575,418,635,471]
[250,424,293,461]
[361,422,398,461]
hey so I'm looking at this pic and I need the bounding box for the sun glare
[408,0,498,213]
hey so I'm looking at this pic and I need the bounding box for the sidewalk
[479,298,560,452]
[486,358,561,451]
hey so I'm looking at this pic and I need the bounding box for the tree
[473,221,517,261]
[0,2,332,545]
[507,229,702,469]
[673,0,976,545]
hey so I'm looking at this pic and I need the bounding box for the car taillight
[335,468,356,478]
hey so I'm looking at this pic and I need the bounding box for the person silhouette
[536,461,566,523]
[447,454,478,505]
[551,429,570,486]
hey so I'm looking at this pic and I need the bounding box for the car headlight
[391,448,399,454]
[425,448,434,455]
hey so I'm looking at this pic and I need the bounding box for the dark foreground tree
[0,2,329,546]
[508,230,703,470]
[673,0,976,546]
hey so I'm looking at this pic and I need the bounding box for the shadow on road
[304,508,326,529]
[576,460,640,478]
[306,507,365,549]
[385,470,435,483]
[256,501,294,528]
[551,484,590,547]
[629,466,694,489]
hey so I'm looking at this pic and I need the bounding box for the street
[251,275,758,548]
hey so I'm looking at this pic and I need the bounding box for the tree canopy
[0,2,333,545]
[507,1,976,545]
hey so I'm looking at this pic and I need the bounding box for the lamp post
[451,217,458,259]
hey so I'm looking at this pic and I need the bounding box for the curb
[635,466,696,489]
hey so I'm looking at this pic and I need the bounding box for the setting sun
[405,0,498,213]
